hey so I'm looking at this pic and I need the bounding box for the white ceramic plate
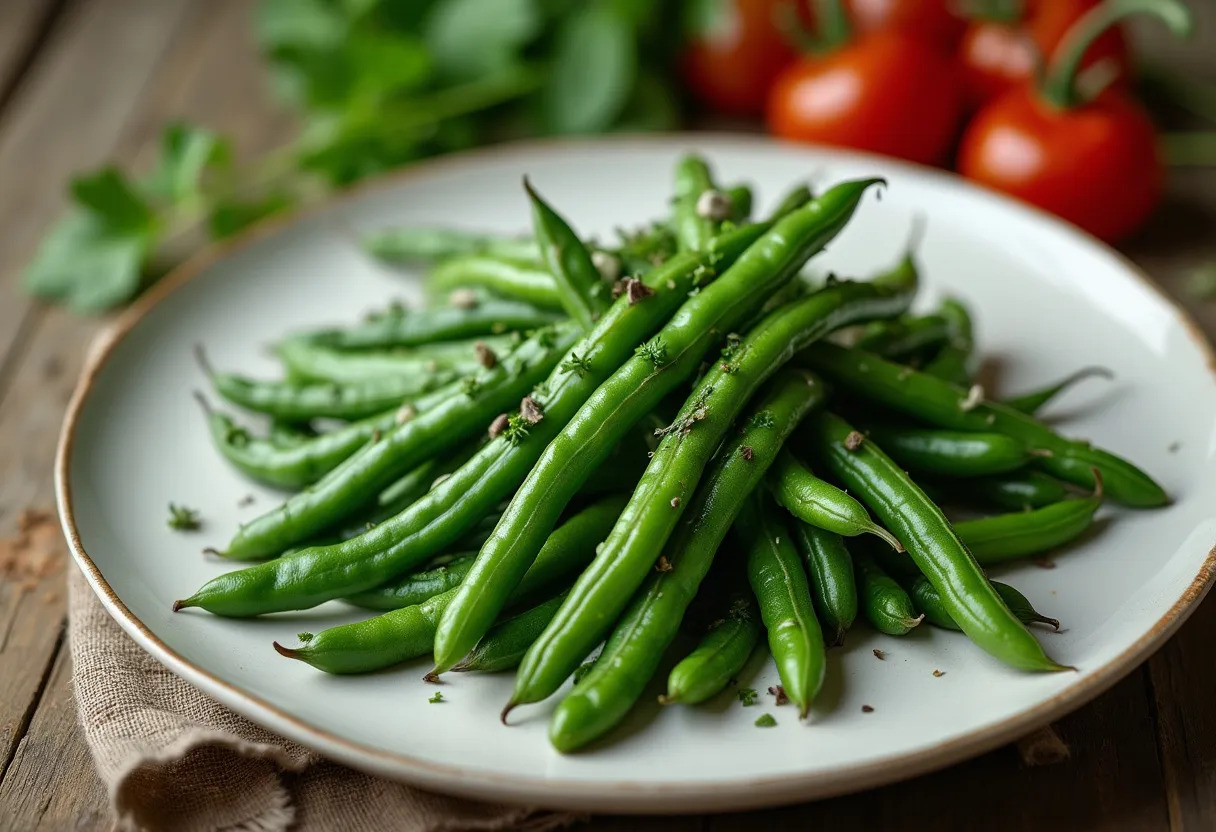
[58,136,1216,814]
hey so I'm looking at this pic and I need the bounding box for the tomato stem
[1040,0,1193,110]
[955,0,1023,25]
[813,0,852,51]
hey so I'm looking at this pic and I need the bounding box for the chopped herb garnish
[754,713,777,727]
[297,631,314,643]
[428,691,444,704]
[167,503,201,531]
[737,688,759,706]
[636,336,668,366]
[560,351,592,378]
[749,411,776,430]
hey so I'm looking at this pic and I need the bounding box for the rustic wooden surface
[0,2,1213,829]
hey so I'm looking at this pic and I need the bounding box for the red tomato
[958,87,1161,242]
[959,0,1129,108]
[766,30,964,166]
[847,0,965,51]
[681,0,799,116]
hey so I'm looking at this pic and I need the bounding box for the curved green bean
[791,522,857,646]
[910,576,1059,631]
[661,592,761,706]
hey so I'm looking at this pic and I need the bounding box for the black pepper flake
[862,705,875,713]
[873,649,886,660]
[488,413,510,439]
[768,685,788,706]
[474,341,498,369]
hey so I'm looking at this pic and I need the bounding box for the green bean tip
[171,598,189,612]
[657,694,676,706]
[272,641,299,660]
[423,671,441,683]
[1036,616,1062,632]
[500,701,517,726]
[867,524,904,552]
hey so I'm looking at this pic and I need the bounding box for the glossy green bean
[855,548,922,635]
[275,334,513,384]
[724,184,754,222]
[219,324,580,560]
[946,470,1070,511]
[767,184,813,220]
[270,498,622,673]
[526,179,612,331]
[344,553,475,611]
[545,369,827,749]
[175,224,770,617]
[801,343,1166,507]
[200,399,403,490]
[910,576,1059,631]
[437,180,889,678]
[208,372,434,422]
[427,256,563,310]
[1004,367,1114,414]
[315,299,561,351]
[662,592,761,706]
[922,298,975,386]
[808,410,1067,671]
[768,449,901,546]
[855,314,950,360]
[791,522,857,646]
[672,155,719,252]
[956,494,1102,564]
[362,227,539,264]
[863,424,1037,477]
[450,591,569,673]
[740,494,825,718]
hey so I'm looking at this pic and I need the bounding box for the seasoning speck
[873,649,886,660]
[844,430,865,451]
[933,669,945,678]
[861,705,874,713]
[167,504,201,532]
[767,685,788,706]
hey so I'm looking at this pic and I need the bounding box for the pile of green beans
[176,156,1165,754]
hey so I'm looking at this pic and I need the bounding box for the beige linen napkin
[68,567,582,832]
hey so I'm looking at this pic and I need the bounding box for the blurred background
[12,0,1216,316]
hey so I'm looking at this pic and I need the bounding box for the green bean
[800,343,1167,507]
[207,370,436,422]
[471,182,894,695]
[271,497,623,673]
[910,576,1059,631]
[808,409,1068,671]
[855,548,922,635]
[725,184,754,222]
[451,591,569,673]
[426,256,563,310]
[960,470,1071,511]
[362,227,539,264]
[344,553,475,611]
[768,449,901,546]
[1004,367,1114,414]
[862,424,1038,478]
[855,314,950,360]
[739,494,825,718]
[199,397,405,490]
[956,493,1102,565]
[922,298,975,386]
[791,522,857,646]
[175,224,770,617]
[314,299,561,351]
[219,323,581,560]
[661,592,762,706]
[268,420,315,446]
[275,334,513,384]
[767,184,813,220]
[545,368,827,748]
[526,179,612,331]
[672,155,719,252]
[614,223,678,275]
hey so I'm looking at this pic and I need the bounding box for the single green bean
[724,184,754,222]
[275,334,513,384]
[855,314,950,360]
[451,591,569,673]
[314,299,561,351]
[768,449,901,546]
[855,548,922,635]
[344,553,475,611]
[1004,367,1114,414]
[791,522,857,646]
[956,494,1102,564]
[426,256,563,310]
[672,155,719,252]
[808,410,1067,671]
[944,470,1070,511]
[739,494,825,718]
[526,179,612,332]
[910,576,1059,631]
[362,227,539,264]
[661,592,761,706]
[207,371,435,422]
[862,424,1038,477]
[800,343,1167,507]
[922,298,974,386]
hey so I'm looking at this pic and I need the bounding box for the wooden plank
[710,669,1170,831]
[0,0,198,373]
[0,0,64,106]
[0,646,110,830]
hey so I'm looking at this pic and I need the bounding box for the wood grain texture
[0,2,1212,830]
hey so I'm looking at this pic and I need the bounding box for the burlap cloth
[68,567,583,832]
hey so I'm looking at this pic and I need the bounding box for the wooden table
[1,2,1213,828]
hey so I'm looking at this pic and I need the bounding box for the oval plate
[58,136,1216,814]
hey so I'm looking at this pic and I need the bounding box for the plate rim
[55,133,1216,813]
